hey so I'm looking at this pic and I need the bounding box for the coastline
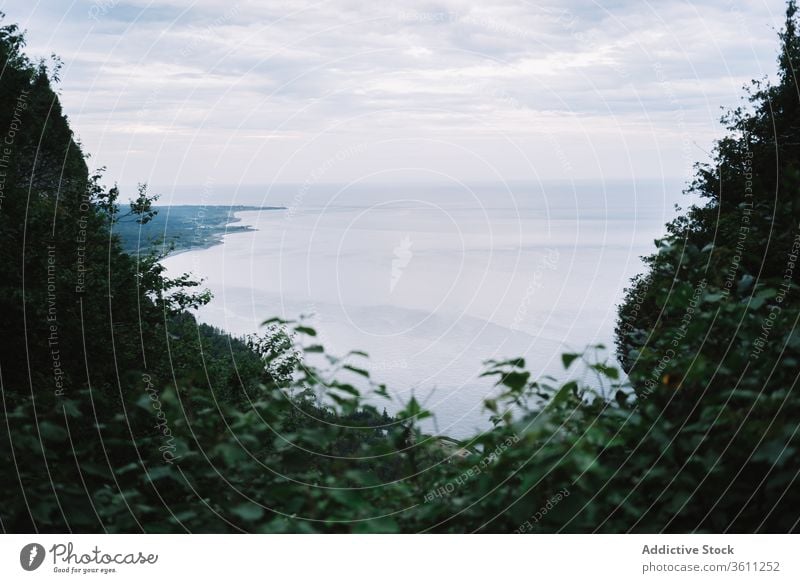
[115,204,285,256]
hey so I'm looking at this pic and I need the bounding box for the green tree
[614,0,800,530]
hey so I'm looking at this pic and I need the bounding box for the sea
[162,180,689,438]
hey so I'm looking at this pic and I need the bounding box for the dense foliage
[614,1,800,530]
[1,3,799,533]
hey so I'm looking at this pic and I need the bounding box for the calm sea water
[163,181,686,437]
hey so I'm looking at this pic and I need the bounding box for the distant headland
[114,205,285,255]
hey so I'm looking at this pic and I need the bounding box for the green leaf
[39,421,67,441]
[495,357,526,368]
[749,287,778,310]
[398,396,431,420]
[81,463,110,477]
[550,380,577,408]
[144,465,175,481]
[499,370,530,392]
[331,383,360,397]
[752,440,795,466]
[61,399,82,418]
[484,398,498,413]
[343,364,370,378]
[704,291,725,303]
[561,353,580,369]
[231,502,265,522]
[590,363,620,380]
[737,274,754,294]
[295,326,317,337]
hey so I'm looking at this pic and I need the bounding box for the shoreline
[116,204,285,257]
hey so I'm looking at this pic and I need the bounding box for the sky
[0,0,789,201]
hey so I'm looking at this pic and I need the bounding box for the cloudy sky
[0,0,788,199]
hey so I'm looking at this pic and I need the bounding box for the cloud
[0,0,788,196]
